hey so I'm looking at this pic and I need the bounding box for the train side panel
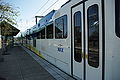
[105,0,120,80]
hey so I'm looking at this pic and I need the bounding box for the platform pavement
[0,45,55,80]
[0,44,75,80]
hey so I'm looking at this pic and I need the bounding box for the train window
[87,4,99,68]
[37,32,41,39]
[25,37,27,44]
[74,11,82,62]
[55,15,67,39]
[115,0,120,38]
[33,38,36,47]
[41,28,45,39]
[46,24,53,39]
[28,36,31,40]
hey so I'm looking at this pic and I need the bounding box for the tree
[0,0,19,25]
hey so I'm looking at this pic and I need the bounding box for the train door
[72,3,84,80]
[72,0,103,80]
[85,0,103,80]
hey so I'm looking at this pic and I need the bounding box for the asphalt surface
[0,45,55,80]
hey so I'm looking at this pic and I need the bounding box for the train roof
[38,10,55,27]
[61,0,71,8]
[53,0,82,20]
[24,10,56,36]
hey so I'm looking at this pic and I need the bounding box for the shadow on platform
[0,45,55,80]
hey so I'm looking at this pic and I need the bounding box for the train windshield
[115,0,120,37]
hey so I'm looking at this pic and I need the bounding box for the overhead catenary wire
[34,0,50,15]
[41,0,59,15]
[26,0,59,29]
[31,0,59,19]
[29,0,50,20]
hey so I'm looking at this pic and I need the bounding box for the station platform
[0,44,75,80]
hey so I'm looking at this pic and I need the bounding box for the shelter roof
[0,21,20,36]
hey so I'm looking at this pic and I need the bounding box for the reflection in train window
[40,28,45,39]
[46,24,53,39]
[74,11,82,62]
[87,4,99,68]
[55,15,67,39]
[115,0,120,38]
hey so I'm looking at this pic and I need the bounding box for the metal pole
[35,16,44,24]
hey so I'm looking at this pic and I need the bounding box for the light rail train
[21,0,120,80]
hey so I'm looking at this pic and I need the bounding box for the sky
[4,0,69,36]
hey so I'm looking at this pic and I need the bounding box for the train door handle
[58,44,63,47]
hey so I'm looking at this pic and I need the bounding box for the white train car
[0,35,2,48]
[23,0,120,80]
